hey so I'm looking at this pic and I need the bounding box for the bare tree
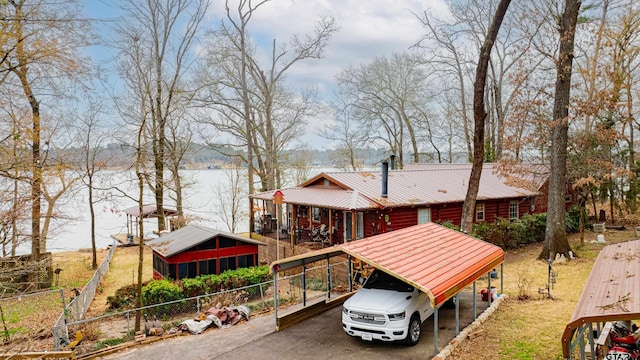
[320,104,366,171]
[198,0,336,230]
[459,0,512,235]
[333,52,433,168]
[116,0,209,232]
[212,162,248,233]
[539,0,581,260]
[0,0,91,264]
[73,101,110,269]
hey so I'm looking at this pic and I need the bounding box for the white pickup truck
[341,269,434,346]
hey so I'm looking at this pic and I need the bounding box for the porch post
[328,209,333,245]
[290,205,296,246]
[351,210,356,241]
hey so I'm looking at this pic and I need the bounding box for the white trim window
[418,208,431,224]
[312,207,321,222]
[475,203,485,222]
[509,201,519,220]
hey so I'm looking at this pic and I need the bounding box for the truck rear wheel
[404,314,421,346]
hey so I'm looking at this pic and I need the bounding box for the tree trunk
[539,0,581,260]
[460,0,512,234]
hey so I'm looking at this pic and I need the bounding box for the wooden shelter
[123,204,178,239]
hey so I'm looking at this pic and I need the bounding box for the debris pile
[168,305,250,335]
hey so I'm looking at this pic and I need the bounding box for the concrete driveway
[104,289,490,360]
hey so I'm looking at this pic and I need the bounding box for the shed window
[219,237,237,248]
[417,208,431,224]
[178,261,197,279]
[199,238,216,250]
[312,207,321,222]
[238,254,254,268]
[199,259,217,275]
[169,264,176,280]
[220,257,236,273]
[509,201,519,220]
[476,203,485,221]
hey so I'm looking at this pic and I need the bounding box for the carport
[561,239,640,359]
[270,222,505,356]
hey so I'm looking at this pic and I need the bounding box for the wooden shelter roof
[561,240,640,358]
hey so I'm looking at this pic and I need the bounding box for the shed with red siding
[146,224,265,281]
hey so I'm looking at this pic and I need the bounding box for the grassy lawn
[449,229,637,360]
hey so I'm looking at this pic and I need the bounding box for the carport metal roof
[271,222,505,307]
[561,239,640,359]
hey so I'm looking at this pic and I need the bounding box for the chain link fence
[52,240,117,350]
[0,288,66,352]
[53,260,351,356]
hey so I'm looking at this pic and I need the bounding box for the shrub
[472,213,548,249]
[141,279,183,306]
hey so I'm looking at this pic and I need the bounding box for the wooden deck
[111,233,148,246]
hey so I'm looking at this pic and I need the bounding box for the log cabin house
[250,163,562,247]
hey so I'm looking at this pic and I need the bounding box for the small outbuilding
[146,224,265,281]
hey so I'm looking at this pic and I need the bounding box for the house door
[344,211,364,242]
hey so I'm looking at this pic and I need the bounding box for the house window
[509,201,519,220]
[418,208,431,224]
[312,207,321,222]
[476,203,485,221]
[344,212,364,241]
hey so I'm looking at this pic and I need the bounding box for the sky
[82,0,451,148]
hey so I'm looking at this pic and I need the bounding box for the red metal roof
[561,240,640,358]
[250,164,540,210]
[251,187,378,210]
[270,222,505,308]
[340,222,504,307]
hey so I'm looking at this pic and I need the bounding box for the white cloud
[208,0,451,99]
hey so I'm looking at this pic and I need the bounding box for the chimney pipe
[390,155,395,170]
[382,161,388,197]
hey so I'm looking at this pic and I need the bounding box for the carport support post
[500,263,504,294]
[326,259,332,299]
[473,281,477,319]
[433,307,439,356]
[455,294,460,335]
[347,255,352,292]
[488,274,492,305]
[302,265,307,306]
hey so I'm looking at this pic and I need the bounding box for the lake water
[21,169,249,254]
